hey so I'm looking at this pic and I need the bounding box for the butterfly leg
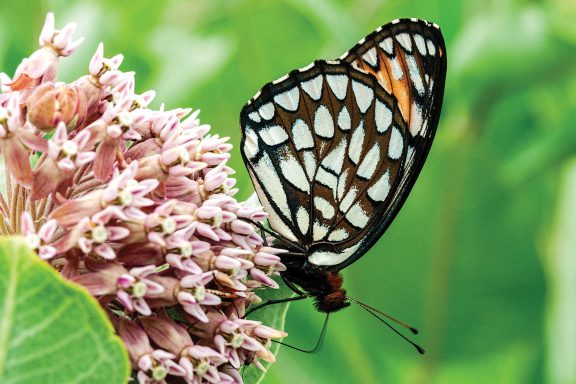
[244,272,309,317]
[260,227,268,246]
[244,294,307,317]
[281,272,307,296]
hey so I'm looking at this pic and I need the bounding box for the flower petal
[3,138,32,187]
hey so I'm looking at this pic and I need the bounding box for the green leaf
[0,237,130,384]
[242,279,294,384]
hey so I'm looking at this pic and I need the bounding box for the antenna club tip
[409,327,419,335]
[417,346,426,355]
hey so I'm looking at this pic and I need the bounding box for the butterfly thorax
[282,259,350,313]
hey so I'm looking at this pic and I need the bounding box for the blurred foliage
[1,0,575,383]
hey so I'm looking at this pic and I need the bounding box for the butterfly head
[312,272,351,313]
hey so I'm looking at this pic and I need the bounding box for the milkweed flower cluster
[1,13,287,383]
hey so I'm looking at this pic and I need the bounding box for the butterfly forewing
[336,19,447,268]
[240,19,446,271]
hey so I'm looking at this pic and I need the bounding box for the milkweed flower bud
[27,83,78,130]
[3,12,287,383]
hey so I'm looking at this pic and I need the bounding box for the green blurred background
[3,0,576,383]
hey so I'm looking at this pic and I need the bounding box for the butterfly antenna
[346,297,419,334]
[273,313,330,354]
[347,297,425,354]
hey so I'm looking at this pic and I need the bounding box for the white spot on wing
[303,151,317,181]
[272,74,289,84]
[279,155,309,193]
[357,143,380,179]
[368,170,391,202]
[352,81,374,114]
[406,146,415,163]
[321,138,347,174]
[338,106,351,131]
[314,196,335,220]
[248,111,261,122]
[427,39,436,56]
[301,75,323,100]
[388,127,403,160]
[337,169,348,201]
[299,62,315,72]
[396,33,412,52]
[258,102,275,120]
[346,202,370,228]
[390,57,403,80]
[414,34,427,56]
[375,101,392,133]
[349,122,365,164]
[362,47,378,67]
[406,55,425,95]
[274,87,300,111]
[380,38,394,54]
[253,152,291,221]
[250,169,296,241]
[327,228,349,242]
[427,78,435,95]
[243,127,259,160]
[339,187,357,213]
[316,166,338,191]
[296,207,309,234]
[326,74,349,100]
[410,103,424,137]
[312,220,329,241]
[314,105,335,138]
[292,119,314,150]
[308,242,361,266]
[259,125,289,146]
[252,90,262,102]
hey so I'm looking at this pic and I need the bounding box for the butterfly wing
[240,19,446,271]
[336,19,447,268]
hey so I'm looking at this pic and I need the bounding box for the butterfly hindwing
[240,19,446,271]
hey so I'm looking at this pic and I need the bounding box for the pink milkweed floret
[0,12,287,383]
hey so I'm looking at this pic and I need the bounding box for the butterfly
[239,18,446,329]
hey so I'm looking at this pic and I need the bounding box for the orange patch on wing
[356,47,411,124]
[373,49,394,94]
[388,48,412,125]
